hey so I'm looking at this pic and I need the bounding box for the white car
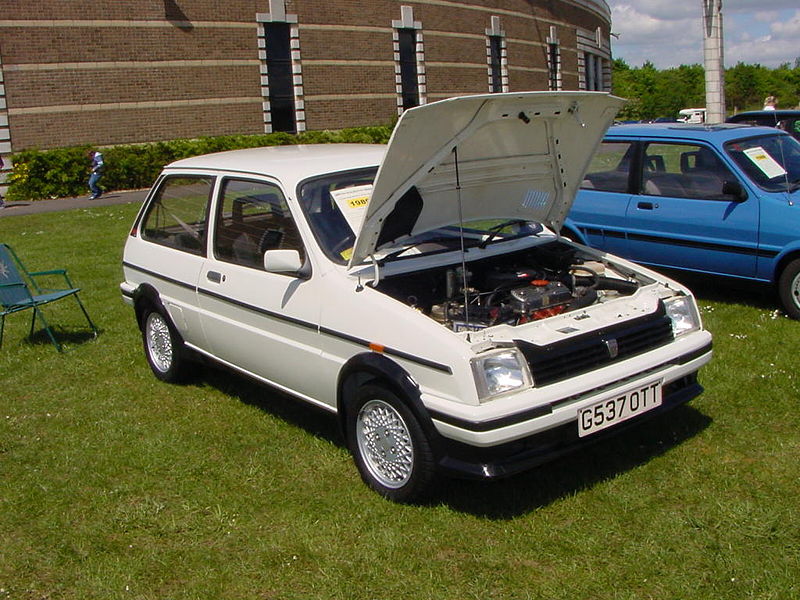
[121,92,712,502]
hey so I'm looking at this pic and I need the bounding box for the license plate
[578,379,663,438]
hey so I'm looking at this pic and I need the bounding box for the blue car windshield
[725,133,800,193]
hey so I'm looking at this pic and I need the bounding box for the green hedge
[5,126,393,202]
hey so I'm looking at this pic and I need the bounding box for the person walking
[87,149,104,200]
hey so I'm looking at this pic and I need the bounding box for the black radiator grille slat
[515,302,675,386]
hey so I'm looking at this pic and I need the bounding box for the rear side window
[580,141,633,192]
[213,178,305,270]
[140,176,214,255]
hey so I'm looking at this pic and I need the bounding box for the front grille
[515,301,674,386]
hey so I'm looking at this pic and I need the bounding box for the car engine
[375,241,644,332]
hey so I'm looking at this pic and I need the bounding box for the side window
[642,143,734,200]
[213,178,304,270]
[580,141,634,192]
[140,176,213,255]
[780,119,800,137]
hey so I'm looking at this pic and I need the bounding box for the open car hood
[348,91,624,267]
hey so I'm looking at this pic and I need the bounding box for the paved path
[0,189,149,217]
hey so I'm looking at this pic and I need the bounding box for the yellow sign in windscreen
[331,184,373,233]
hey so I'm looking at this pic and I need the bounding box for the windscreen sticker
[331,184,373,234]
[743,147,787,179]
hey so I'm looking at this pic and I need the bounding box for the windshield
[298,168,378,263]
[725,133,800,193]
[299,169,544,265]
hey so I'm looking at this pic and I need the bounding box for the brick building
[0,0,611,166]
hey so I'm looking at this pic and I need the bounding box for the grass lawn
[1,203,798,599]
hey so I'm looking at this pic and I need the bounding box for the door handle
[637,201,656,210]
[207,271,223,283]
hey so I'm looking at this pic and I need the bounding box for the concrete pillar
[703,0,726,124]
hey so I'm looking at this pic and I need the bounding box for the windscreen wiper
[478,219,536,249]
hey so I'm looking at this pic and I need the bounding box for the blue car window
[580,141,633,192]
[641,142,734,200]
[726,134,800,192]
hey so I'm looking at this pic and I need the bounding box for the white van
[677,108,707,124]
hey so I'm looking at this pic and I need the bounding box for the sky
[608,1,800,69]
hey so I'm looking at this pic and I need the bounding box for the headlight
[471,348,533,402]
[664,295,700,337]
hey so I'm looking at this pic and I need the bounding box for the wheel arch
[336,352,442,449]
[132,283,170,332]
[773,248,800,284]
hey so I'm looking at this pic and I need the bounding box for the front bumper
[434,372,703,479]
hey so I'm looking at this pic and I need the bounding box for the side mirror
[263,249,309,278]
[722,180,748,203]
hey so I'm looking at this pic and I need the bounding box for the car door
[133,174,215,350]
[623,141,758,278]
[570,140,636,256]
[196,176,332,406]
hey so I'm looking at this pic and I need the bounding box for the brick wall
[0,0,610,151]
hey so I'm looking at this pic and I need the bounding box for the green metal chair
[0,243,98,352]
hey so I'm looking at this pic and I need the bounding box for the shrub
[5,125,393,202]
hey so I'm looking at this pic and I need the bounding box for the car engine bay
[375,241,650,332]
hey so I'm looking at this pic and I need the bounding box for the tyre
[778,259,800,320]
[346,384,436,503]
[142,307,191,382]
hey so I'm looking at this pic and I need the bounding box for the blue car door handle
[637,201,656,210]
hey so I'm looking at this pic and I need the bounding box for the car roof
[164,144,386,185]
[604,122,786,142]
[727,110,800,121]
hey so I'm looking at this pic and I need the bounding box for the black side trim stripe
[199,287,318,332]
[584,227,626,239]
[199,289,453,373]
[124,261,451,374]
[626,232,773,257]
[430,405,553,432]
[580,231,778,259]
[123,261,197,292]
[429,342,712,433]
[677,341,713,364]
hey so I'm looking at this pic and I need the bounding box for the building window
[585,53,595,90]
[546,26,561,91]
[583,52,605,91]
[398,29,419,109]
[577,26,609,91]
[257,1,305,133]
[264,23,295,132]
[488,36,502,92]
[393,6,426,115]
[486,16,507,93]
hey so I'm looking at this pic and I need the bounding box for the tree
[612,60,800,117]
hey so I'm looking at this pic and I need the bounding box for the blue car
[565,123,800,318]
